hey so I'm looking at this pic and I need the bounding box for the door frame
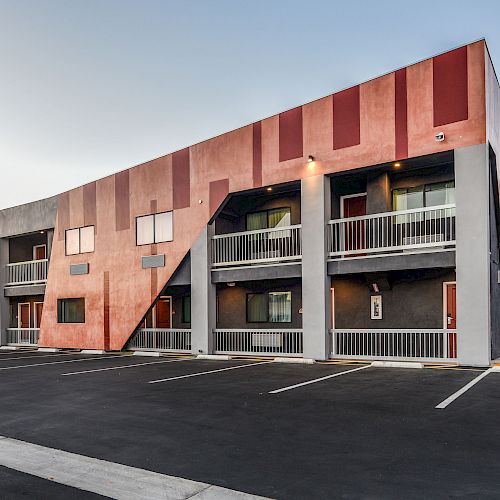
[442,281,457,329]
[34,301,44,328]
[340,192,367,218]
[33,244,47,260]
[153,296,172,328]
[18,302,31,329]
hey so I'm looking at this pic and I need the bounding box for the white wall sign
[371,295,382,320]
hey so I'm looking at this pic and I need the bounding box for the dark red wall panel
[209,178,229,217]
[433,46,468,127]
[57,192,70,241]
[279,107,303,162]
[83,181,97,230]
[333,86,360,150]
[103,271,110,351]
[253,122,262,187]
[114,170,130,231]
[395,68,408,160]
[172,148,190,210]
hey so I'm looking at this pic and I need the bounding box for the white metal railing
[330,329,457,362]
[129,328,191,352]
[327,204,456,259]
[5,259,48,286]
[6,328,40,346]
[211,225,302,267]
[213,329,303,356]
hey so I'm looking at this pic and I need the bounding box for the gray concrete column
[0,239,9,345]
[367,172,391,214]
[301,174,331,360]
[190,223,216,355]
[455,144,491,366]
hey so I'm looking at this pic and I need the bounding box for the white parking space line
[0,352,91,362]
[62,357,191,376]
[435,367,495,409]
[269,365,370,394]
[0,355,130,371]
[148,361,274,384]
[0,436,268,500]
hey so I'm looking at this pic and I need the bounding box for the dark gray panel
[70,263,89,276]
[4,284,46,297]
[328,251,455,275]
[142,254,165,269]
[212,263,302,284]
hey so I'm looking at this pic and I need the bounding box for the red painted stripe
[333,86,360,150]
[395,68,408,160]
[279,107,303,162]
[209,178,229,217]
[57,192,70,241]
[114,170,130,231]
[83,181,97,230]
[172,148,190,210]
[103,271,110,351]
[433,46,468,126]
[253,122,262,187]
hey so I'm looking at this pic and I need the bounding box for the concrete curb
[133,351,161,357]
[273,357,315,364]
[196,354,231,360]
[0,346,19,350]
[38,348,60,352]
[371,361,424,369]
[80,349,106,355]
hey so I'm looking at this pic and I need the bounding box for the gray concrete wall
[455,144,492,366]
[216,279,302,329]
[0,196,57,238]
[301,175,330,359]
[366,173,391,214]
[190,224,216,354]
[212,263,301,284]
[332,270,455,329]
[488,148,500,359]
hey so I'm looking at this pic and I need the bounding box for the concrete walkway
[0,436,270,500]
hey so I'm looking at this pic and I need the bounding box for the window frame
[246,291,292,324]
[245,207,291,231]
[65,225,95,256]
[57,298,86,324]
[135,211,173,246]
[392,181,455,211]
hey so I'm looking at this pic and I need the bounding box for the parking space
[0,353,499,498]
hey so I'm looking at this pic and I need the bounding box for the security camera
[435,132,445,142]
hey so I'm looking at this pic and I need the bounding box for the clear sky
[0,0,499,209]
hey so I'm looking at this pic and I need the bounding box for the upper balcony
[327,204,456,259]
[4,231,50,289]
[211,182,301,269]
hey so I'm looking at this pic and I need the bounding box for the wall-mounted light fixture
[227,282,236,287]
[394,162,401,168]
[371,283,380,293]
[266,187,272,192]
[307,155,314,163]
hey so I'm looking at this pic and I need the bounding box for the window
[65,226,95,255]
[393,182,455,211]
[136,211,173,245]
[182,296,191,323]
[247,291,292,323]
[57,298,85,323]
[246,207,291,231]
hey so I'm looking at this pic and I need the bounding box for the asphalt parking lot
[0,349,499,499]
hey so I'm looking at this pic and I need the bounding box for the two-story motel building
[1,40,499,366]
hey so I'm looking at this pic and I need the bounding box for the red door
[446,283,457,358]
[155,299,171,329]
[18,303,30,329]
[34,245,46,260]
[343,195,367,254]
